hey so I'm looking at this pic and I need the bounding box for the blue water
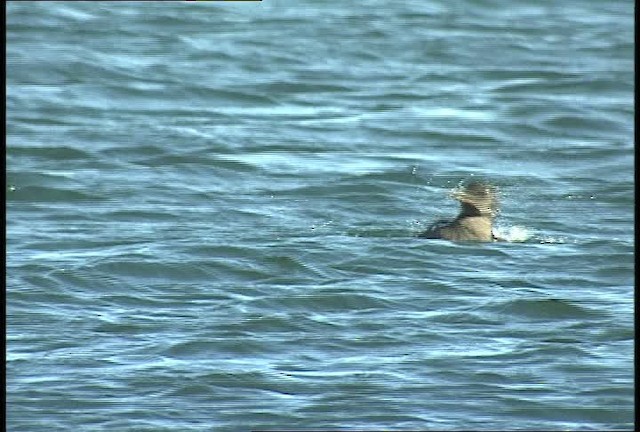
[7,1,634,431]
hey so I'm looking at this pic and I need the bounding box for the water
[6,1,634,430]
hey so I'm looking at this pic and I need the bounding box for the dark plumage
[418,181,499,242]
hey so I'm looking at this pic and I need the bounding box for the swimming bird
[418,181,500,242]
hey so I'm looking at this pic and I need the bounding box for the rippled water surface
[6,1,634,431]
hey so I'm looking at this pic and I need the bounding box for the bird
[417,181,500,242]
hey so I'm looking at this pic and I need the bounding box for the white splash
[494,225,532,243]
